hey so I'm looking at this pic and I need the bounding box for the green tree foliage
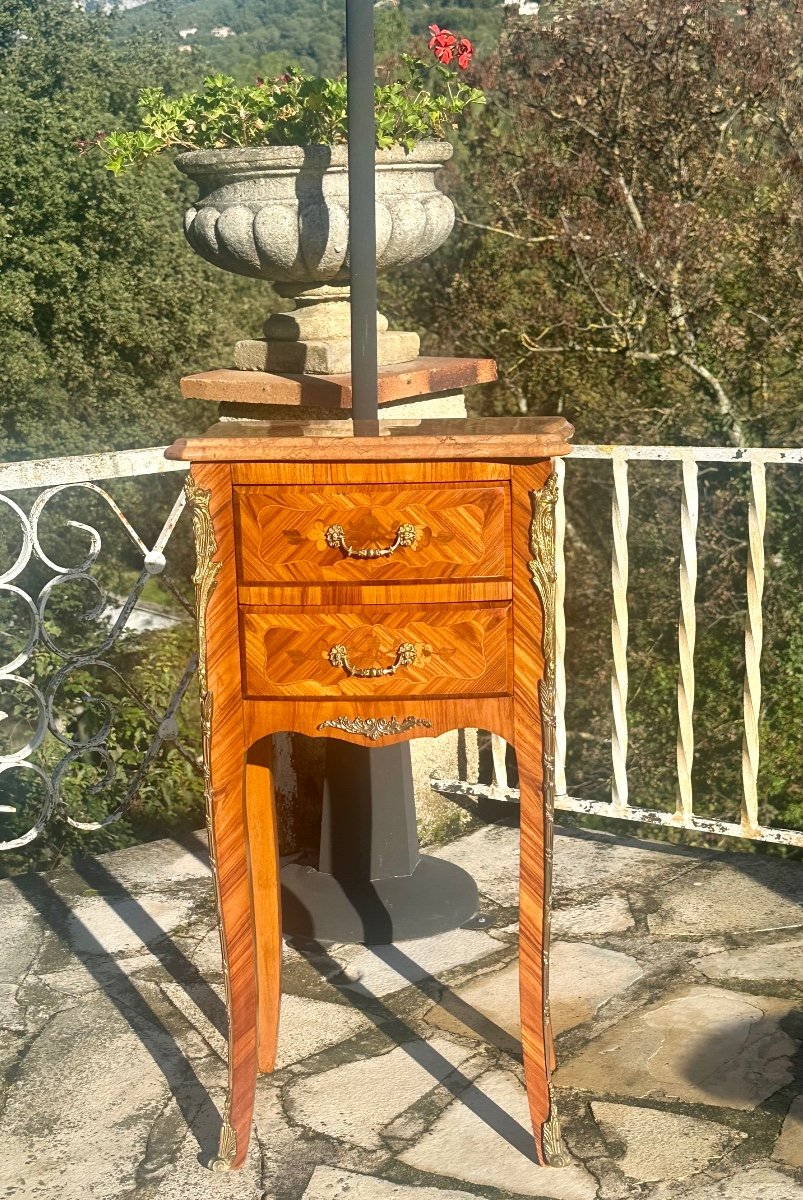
[122,0,503,81]
[385,0,803,445]
[0,0,264,461]
[380,0,803,848]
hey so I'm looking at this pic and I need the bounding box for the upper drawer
[234,483,509,586]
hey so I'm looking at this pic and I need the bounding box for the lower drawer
[240,604,511,699]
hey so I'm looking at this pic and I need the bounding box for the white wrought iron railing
[3,443,803,851]
[0,447,191,850]
[436,446,803,849]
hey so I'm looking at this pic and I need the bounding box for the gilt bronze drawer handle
[325,522,416,559]
[328,642,417,678]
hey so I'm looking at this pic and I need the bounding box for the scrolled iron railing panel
[0,447,193,850]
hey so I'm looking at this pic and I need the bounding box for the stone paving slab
[552,831,707,898]
[399,1068,599,1198]
[425,942,643,1045]
[590,1101,746,1184]
[696,936,803,984]
[0,986,230,1200]
[552,894,635,937]
[62,890,200,956]
[647,1165,803,1199]
[275,994,371,1069]
[67,831,212,891]
[555,984,798,1109]
[284,1035,479,1150]
[432,825,707,911]
[648,858,803,938]
[432,823,522,907]
[301,1166,481,1198]
[774,1096,803,1168]
[327,926,504,999]
[0,881,46,987]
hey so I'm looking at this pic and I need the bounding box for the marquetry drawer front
[240,604,511,699]
[234,484,509,586]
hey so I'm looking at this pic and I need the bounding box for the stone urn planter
[177,140,456,374]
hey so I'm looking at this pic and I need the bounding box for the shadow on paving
[288,935,539,1163]
[12,817,803,1183]
[10,834,539,1173]
[10,859,225,1166]
[184,832,540,1160]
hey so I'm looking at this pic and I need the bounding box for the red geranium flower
[456,37,473,69]
[429,23,457,64]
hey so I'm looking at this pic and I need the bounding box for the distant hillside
[121,0,504,81]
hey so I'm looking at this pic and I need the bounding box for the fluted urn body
[177,141,455,286]
[176,141,455,373]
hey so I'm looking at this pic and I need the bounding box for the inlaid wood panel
[174,419,575,1175]
[240,603,511,699]
[235,483,509,586]
[243,695,515,747]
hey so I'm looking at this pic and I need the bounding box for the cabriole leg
[245,737,282,1074]
[515,704,567,1167]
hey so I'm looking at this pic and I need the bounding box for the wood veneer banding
[166,415,574,463]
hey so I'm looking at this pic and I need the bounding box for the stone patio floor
[1,820,802,1200]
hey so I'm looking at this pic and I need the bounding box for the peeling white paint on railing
[554,456,568,799]
[442,444,803,849]
[0,445,187,492]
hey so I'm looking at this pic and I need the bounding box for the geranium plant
[85,26,484,173]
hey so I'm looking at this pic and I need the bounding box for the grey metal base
[280,855,480,944]
[278,739,480,945]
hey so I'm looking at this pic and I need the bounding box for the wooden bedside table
[166,415,573,1173]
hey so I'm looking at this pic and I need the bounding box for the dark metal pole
[278,2,483,944]
[346,0,379,420]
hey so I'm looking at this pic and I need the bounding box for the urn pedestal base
[236,282,421,374]
[234,329,420,374]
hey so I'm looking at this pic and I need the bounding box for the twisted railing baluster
[741,460,766,834]
[611,453,630,814]
[490,733,509,795]
[675,456,698,823]
[433,444,803,849]
[554,457,568,799]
